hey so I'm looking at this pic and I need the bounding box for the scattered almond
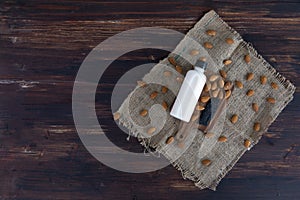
[163,71,172,77]
[190,49,200,56]
[219,70,227,79]
[252,103,259,112]
[204,84,210,92]
[204,42,213,49]
[218,90,224,99]
[177,142,184,148]
[161,86,168,94]
[218,78,225,88]
[246,89,255,97]
[162,101,168,110]
[176,77,183,83]
[267,97,276,104]
[225,90,232,99]
[224,81,232,90]
[113,112,120,120]
[218,136,227,142]
[205,132,214,138]
[244,139,251,148]
[150,91,158,99]
[175,65,183,74]
[200,96,210,103]
[209,74,219,82]
[168,57,176,66]
[147,127,156,135]
[223,59,232,66]
[212,89,219,98]
[235,80,243,89]
[196,105,205,111]
[206,82,211,90]
[230,114,238,124]
[140,109,148,117]
[166,136,174,144]
[201,159,211,166]
[244,54,251,63]
[271,82,278,90]
[137,80,147,87]
[253,122,261,132]
[211,82,218,90]
[225,38,234,45]
[206,30,216,36]
[199,57,207,62]
[260,75,267,84]
[246,72,254,81]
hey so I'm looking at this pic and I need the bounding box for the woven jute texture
[115,10,295,190]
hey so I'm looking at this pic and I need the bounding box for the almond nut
[244,139,251,148]
[218,136,227,142]
[147,127,156,135]
[204,84,210,92]
[225,90,232,99]
[190,49,200,56]
[161,86,168,94]
[223,59,232,66]
[196,105,205,111]
[200,96,210,103]
[218,90,224,99]
[246,89,255,97]
[205,132,214,138]
[175,65,183,74]
[271,82,278,90]
[168,56,176,66]
[176,77,183,83]
[137,80,147,87]
[211,82,218,90]
[206,82,211,90]
[163,71,172,77]
[224,81,232,90]
[267,97,275,104]
[166,136,174,144]
[204,42,213,49]
[212,89,219,98]
[150,91,158,99]
[219,70,227,79]
[230,114,238,124]
[253,122,261,132]
[218,78,225,88]
[113,112,120,120]
[225,38,234,45]
[209,74,219,82]
[140,109,148,117]
[199,57,207,62]
[235,80,243,89]
[206,30,216,36]
[177,142,184,148]
[260,75,267,84]
[244,54,251,63]
[201,159,211,166]
[246,72,254,81]
[252,103,259,112]
[162,101,168,110]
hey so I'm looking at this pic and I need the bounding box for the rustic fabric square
[115,10,295,190]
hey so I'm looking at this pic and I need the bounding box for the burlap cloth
[115,10,295,190]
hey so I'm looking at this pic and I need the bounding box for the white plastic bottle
[170,61,207,122]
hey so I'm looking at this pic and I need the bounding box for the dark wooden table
[1,1,300,199]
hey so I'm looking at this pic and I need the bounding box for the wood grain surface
[0,0,300,199]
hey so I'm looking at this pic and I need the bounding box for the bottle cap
[195,60,207,70]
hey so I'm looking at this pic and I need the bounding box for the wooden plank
[0,0,300,199]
